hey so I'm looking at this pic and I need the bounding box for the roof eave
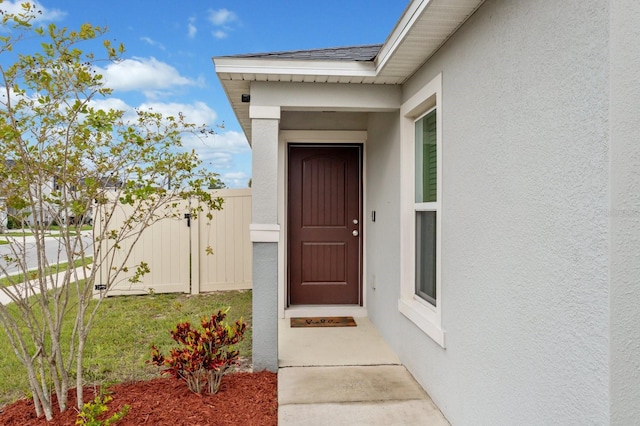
[375,0,487,81]
[375,0,425,73]
[214,0,487,143]
[213,59,385,144]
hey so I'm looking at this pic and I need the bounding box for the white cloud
[220,171,250,188]
[222,171,248,179]
[187,23,197,38]
[140,37,166,51]
[207,9,238,40]
[88,97,131,113]
[94,57,195,93]
[137,101,217,126]
[0,1,65,21]
[212,30,227,40]
[181,130,250,180]
[207,152,233,169]
[208,131,250,154]
[79,98,245,182]
[182,132,248,162]
[178,140,235,170]
[208,9,237,26]
[87,98,218,131]
[0,85,28,105]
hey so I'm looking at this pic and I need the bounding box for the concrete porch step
[278,365,449,425]
[278,317,449,425]
[279,400,449,426]
[279,365,427,404]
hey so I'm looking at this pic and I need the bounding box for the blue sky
[3,1,407,188]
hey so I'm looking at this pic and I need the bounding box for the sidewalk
[0,266,90,305]
[278,317,449,425]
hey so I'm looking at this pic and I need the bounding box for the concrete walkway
[278,317,449,425]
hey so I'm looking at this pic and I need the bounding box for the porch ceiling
[213,0,485,143]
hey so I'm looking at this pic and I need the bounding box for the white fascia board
[375,0,431,73]
[214,57,377,78]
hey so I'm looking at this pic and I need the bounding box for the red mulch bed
[0,371,277,425]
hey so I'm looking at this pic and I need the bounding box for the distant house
[0,159,16,230]
[95,176,124,190]
[0,159,61,227]
[0,198,6,232]
[214,0,640,424]
[0,156,120,227]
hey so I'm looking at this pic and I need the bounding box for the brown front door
[288,145,362,305]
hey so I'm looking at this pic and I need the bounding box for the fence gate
[97,189,252,296]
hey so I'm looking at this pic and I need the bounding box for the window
[399,73,444,348]
[415,110,437,204]
[415,109,438,306]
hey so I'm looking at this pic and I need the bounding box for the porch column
[249,105,280,372]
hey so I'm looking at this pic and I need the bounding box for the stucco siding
[609,0,640,423]
[251,118,279,225]
[251,81,400,112]
[365,112,402,344]
[249,111,280,372]
[281,111,368,131]
[387,0,610,424]
[252,242,278,372]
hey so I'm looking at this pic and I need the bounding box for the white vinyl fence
[96,189,252,296]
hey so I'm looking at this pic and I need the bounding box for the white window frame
[398,73,445,348]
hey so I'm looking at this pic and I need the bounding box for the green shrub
[75,391,130,426]
[6,216,20,230]
[150,309,247,394]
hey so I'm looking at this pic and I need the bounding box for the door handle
[352,230,359,237]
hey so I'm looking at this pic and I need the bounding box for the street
[0,232,93,276]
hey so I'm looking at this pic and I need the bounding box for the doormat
[290,316,357,328]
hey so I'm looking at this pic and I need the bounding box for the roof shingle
[221,44,382,62]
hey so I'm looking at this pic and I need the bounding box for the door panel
[288,145,362,305]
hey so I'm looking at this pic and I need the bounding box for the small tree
[0,4,222,420]
[208,177,227,189]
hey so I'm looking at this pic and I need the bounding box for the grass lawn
[0,225,92,239]
[0,257,93,287]
[49,225,93,231]
[1,232,35,237]
[0,290,252,408]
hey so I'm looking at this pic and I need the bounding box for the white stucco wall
[609,0,640,423]
[365,112,402,344]
[251,81,400,112]
[249,114,280,371]
[251,117,279,224]
[367,0,611,424]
